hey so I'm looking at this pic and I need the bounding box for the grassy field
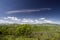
[0,24,60,40]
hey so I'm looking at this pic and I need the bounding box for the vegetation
[0,24,60,40]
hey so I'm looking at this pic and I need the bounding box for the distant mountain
[0,23,60,26]
[35,23,60,26]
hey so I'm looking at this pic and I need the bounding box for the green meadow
[0,24,60,40]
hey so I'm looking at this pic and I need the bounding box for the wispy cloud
[39,18,45,20]
[6,10,40,14]
[6,8,51,14]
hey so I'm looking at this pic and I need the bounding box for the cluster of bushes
[0,24,33,37]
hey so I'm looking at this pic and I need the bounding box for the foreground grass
[0,24,60,40]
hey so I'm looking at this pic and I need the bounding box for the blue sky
[0,0,60,24]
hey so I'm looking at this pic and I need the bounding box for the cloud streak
[6,8,51,14]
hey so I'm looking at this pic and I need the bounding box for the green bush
[0,26,8,35]
[16,24,33,37]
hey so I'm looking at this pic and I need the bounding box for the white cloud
[34,20,40,24]
[0,20,15,24]
[44,20,54,23]
[6,8,51,14]
[0,17,57,24]
[4,16,21,21]
[34,19,53,24]
[39,18,45,20]
[22,18,34,23]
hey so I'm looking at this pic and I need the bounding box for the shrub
[0,26,8,35]
[16,24,33,37]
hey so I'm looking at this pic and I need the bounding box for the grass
[0,24,60,40]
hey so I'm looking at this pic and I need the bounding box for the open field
[0,24,60,40]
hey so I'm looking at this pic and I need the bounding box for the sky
[0,0,60,24]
